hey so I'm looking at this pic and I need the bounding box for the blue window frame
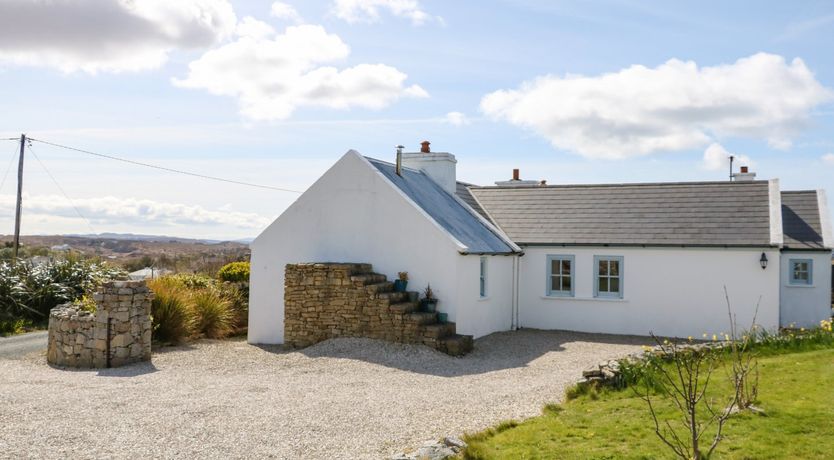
[546,255,575,297]
[789,259,813,285]
[479,256,487,297]
[594,256,623,299]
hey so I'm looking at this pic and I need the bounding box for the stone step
[389,301,420,314]
[438,334,474,357]
[405,312,438,325]
[350,273,388,286]
[422,322,456,339]
[377,291,410,303]
[365,282,393,294]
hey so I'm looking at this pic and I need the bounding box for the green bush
[217,261,250,283]
[191,289,235,339]
[0,258,125,321]
[0,318,30,336]
[148,278,194,344]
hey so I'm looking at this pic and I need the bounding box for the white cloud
[332,0,434,25]
[174,24,428,120]
[0,0,237,73]
[444,112,470,126]
[236,17,275,39]
[822,153,834,165]
[271,2,304,24]
[0,194,269,230]
[481,53,833,160]
[702,143,753,172]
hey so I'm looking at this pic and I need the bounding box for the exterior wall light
[760,252,768,270]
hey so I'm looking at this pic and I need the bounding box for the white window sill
[541,295,628,303]
[785,284,814,288]
[478,296,490,302]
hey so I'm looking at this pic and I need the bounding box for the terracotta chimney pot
[512,169,520,181]
[420,141,431,153]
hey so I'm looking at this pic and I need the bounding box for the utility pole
[12,133,25,260]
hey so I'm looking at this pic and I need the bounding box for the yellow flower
[712,334,717,341]
[687,336,693,341]
[702,333,708,338]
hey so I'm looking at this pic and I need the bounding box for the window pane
[609,260,619,276]
[598,277,608,292]
[599,260,608,276]
[552,260,560,276]
[562,260,571,275]
[551,276,560,292]
[610,277,620,293]
[798,272,808,281]
[562,276,571,291]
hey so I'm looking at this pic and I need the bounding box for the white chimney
[733,165,757,181]
[495,168,539,187]
[401,141,457,195]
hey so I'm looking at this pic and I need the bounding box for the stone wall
[47,280,153,368]
[284,263,472,355]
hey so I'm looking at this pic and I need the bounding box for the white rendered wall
[248,151,509,344]
[517,247,781,338]
[779,251,832,328]
[452,254,516,338]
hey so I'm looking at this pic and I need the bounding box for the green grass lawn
[464,348,834,459]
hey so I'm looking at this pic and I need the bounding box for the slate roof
[468,181,776,247]
[781,191,825,249]
[367,158,516,254]
[455,181,490,221]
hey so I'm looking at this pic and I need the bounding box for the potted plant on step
[421,284,438,313]
[393,271,408,292]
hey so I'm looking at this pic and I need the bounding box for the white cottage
[248,144,832,345]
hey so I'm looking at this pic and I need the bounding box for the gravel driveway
[0,329,648,459]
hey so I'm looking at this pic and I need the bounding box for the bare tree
[724,287,761,412]
[638,337,738,460]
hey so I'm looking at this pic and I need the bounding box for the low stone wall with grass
[47,280,153,368]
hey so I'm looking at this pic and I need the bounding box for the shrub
[169,273,216,290]
[191,289,235,339]
[148,278,194,344]
[0,318,30,336]
[217,261,250,283]
[219,283,248,329]
[0,258,125,321]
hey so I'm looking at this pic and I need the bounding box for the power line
[28,144,97,234]
[28,137,303,194]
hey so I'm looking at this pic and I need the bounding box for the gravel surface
[0,331,47,359]
[0,329,649,459]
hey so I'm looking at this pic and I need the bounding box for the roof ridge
[470,180,770,189]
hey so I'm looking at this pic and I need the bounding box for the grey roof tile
[781,191,825,249]
[469,181,774,246]
[367,158,515,254]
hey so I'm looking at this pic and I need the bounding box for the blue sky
[1,0,833,239]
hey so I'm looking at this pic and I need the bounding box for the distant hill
[66,233,253,245]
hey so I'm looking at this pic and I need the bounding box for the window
[546,255,574,297]
[594,256,623,298]
[789,259,813,285]
[479,256,487,298]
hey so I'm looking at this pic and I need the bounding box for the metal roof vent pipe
[395,145,404,176]
[733,165,757,181]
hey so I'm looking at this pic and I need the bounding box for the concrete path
[0,331,48,359]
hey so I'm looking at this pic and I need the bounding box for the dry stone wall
[284,263,473,355]
[47,280,153,368]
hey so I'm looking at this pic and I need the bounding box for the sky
[1,0,833,240]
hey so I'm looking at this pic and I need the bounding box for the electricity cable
[28,137,303,193]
